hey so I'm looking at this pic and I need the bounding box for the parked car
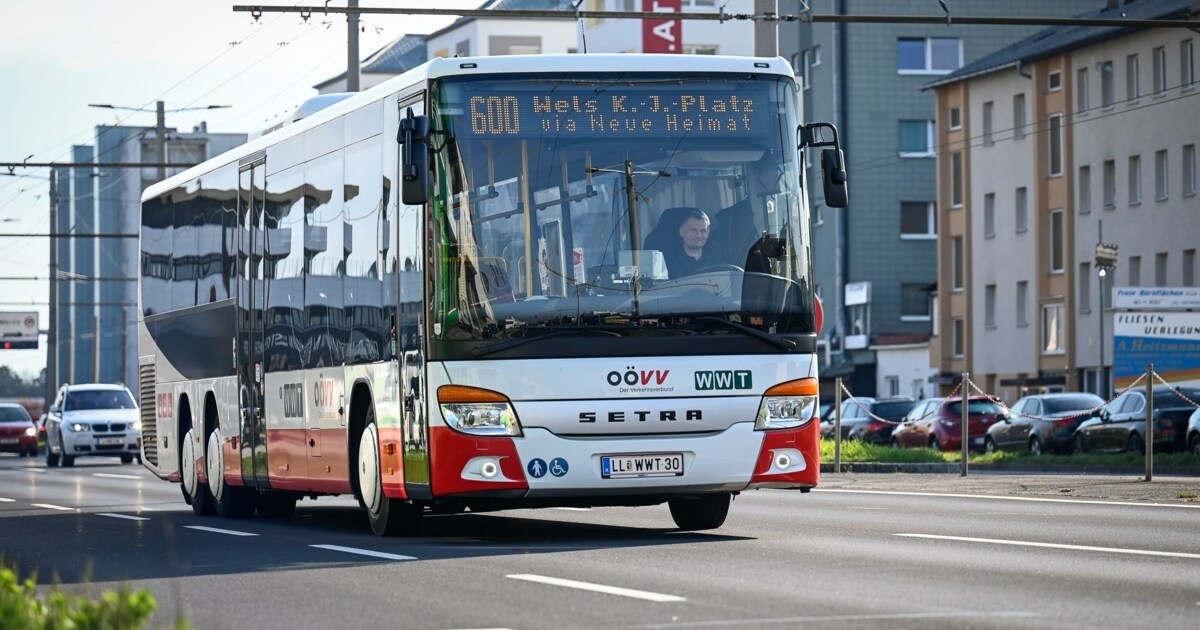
[985,392,1105,455]
[1074,385,1200,454]
[0,403,38,457]
[44,383,142,467]
[891,396,1005,452]
[820,396,915,443]
[1188,408,1200,457]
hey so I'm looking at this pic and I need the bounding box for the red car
[890,396,1006,452]
[0,403,39,457]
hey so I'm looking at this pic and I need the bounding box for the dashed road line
[507,574,685,603]
[98,513,150,521]
[184,525,258,537]
[92,473,143,480]
[0,498,14,503]
[628,610,1037,628]
[310,544,417,561]
[815,488,1200,509]
[895,533,1200,560]
[31,503,74,511]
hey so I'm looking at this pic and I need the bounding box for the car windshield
[0,407,31,422]
[64,390,136,411]
[872,401,916,420]
[428,72,814,359]
[1043,395,1104,413]
[945,400,1004,415]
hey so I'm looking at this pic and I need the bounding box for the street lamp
[1098,267,1107,399]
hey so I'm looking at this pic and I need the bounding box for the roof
[64,383,129,391]
[925,0,1200,89]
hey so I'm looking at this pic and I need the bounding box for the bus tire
[256,492,298,519]
[207,428,256,518]
[358,407,422,537]
[181,426,215,515]
[668,493,731,531]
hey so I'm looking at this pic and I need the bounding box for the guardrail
[828,363,1198,481]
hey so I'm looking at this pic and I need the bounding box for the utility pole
[347,0,361,92]
[47,170,59,406]
[156,100,167,182]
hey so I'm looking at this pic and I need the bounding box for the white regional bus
[138,54,849,536]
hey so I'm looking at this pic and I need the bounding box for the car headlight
[755,378,819,430]
[131,420,142,432]
[438,385,522,437]
[24,427,37,437]
[68,422,89,432]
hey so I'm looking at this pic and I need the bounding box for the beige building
[927,0,1199,402]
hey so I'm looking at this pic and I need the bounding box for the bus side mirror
[799,122,849,208]
[398,108,430,205]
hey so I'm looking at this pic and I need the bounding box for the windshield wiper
[470,326,625,358]
[693,316,797,351]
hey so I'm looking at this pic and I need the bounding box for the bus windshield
[428,72,815,359]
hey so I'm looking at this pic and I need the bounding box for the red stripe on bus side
[378,426,407,499]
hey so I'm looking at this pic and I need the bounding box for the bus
[138,53,848,536]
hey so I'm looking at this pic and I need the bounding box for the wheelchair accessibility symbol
[549,457,569,477]
[527,458,547,478]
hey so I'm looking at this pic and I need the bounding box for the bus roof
[141,54,795,202]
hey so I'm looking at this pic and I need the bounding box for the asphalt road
[2,454,1199,630]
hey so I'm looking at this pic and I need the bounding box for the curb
[820,462,1200,475]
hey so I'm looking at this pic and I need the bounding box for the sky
[0,0,480,379]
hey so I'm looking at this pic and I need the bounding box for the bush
[0,566,169,630]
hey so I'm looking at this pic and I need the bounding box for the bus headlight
[438,385,522,437]
[755,378,819,430]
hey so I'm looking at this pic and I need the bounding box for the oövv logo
[605,366,673,393]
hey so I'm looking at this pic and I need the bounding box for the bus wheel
[257,492,298,519]
[207,428,256,518]
[358,407,422,537]
[668,493,731,531]
[181,426,215,515]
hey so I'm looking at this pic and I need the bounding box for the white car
[45,383,142,467]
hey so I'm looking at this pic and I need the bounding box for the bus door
[237,156,269,488]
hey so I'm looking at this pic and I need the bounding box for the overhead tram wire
[231,5,1200,30]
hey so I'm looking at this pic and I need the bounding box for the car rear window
[872,401,916,420]
[64,390,136,411]
[1043,396,1103,413]
[0,407,31,422]
[1155,388,1200,408]
[944,400,1004,415]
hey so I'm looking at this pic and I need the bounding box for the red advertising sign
[642,0,682,54]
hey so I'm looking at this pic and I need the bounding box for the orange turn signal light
[763,377,819,397]
[437,385,510,404]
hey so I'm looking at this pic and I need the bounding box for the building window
[683,44,719,55]
[1103,159,1116,208]
[1129,255,1142,286]
[983,192,995,237]
[1184,249,1197,286]
[985,284,997,328]
[952,236,964,291]
[455,39,470,57]
[1078,165,1092,213]
[1015,186,1028,232]
[1049,114,1063,176]
[982,101,994,145]
[899,120,936,157]
[897,37,961,73]
[1154,46,1167,94]
[948,106,962,130]
[1050,209,1064,272]
[1048,70,1062,92]
[1185,144,1197,196]
[1183,39,1195,89]
[1013,93,1026,139]
[1042,303,1065,355]
[1076,67,1090,112]
[951,152,963,206]
[1126,53,1140,101]
[901,283,931,321]
[1129,155,1142,204]
[1155,149,1169,200]
[885,375,900,397]
[1016,281,1029,326]
[900,201,937,238]
[1156,252,1169,286]
[1079,262,1092,313]
[489,35,541,56]
[952,317,965,357]
[1100,60,1115,107]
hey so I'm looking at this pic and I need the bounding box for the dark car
[892,396,1005,452]
[985,392,1105,455]
[1188,408,1200,457]
[820,396,915,444]
[0,403,39,457]
[1074,385,1200,454]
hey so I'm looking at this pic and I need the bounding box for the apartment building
[927,0,1200,402]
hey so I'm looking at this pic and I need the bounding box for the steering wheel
[694,264,745,274]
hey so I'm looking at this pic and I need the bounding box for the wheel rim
[985,439,995,453]
[206,429,224,502]
[358,423,381,513]
[181,428,199,498]
[1031,438,1041,455]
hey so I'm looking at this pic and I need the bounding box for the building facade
[928,0,1200,402]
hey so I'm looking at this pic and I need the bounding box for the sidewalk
[817,470,1200,504]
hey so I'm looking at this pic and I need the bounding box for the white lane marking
[815,488,1200,509]
[32,503,75,511]
[846,506,887,510]
[310,544,417,561]
[507,574,685,603]
[92,473,143,480]
[895,533,1200,560]
[551,507,591,511]
[184,525,258,537]
[629,611,1036,628]
[98,513,150,521]
[0,498,14,503]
